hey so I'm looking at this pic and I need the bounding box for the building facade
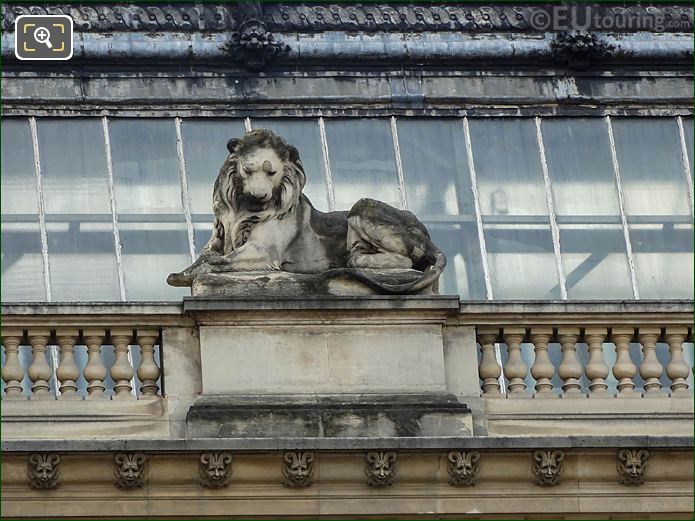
[1,2,693,518]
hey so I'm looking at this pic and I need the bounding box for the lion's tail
[324,248,447,295]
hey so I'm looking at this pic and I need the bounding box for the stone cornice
[2,435,693,452]
[1,3,693,33]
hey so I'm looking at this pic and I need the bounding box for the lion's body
[168,129,446,294]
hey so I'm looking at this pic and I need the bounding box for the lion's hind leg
[346,199,414,270]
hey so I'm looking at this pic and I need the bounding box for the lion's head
[211,129,306,250]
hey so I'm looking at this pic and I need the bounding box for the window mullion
[318,117,336,212]
[390,116,408,211]
[535,116,568,301]
[29,116,52,302]
[463,117,493,301]
[175,117,196,263]
[677,116,694,217]
[606,115,640,300]
[102,116,127,302]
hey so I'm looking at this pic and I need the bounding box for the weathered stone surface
[198,323,447,395]
[190,269,436,297]
[167,129,446,296]
[186,393,471,439]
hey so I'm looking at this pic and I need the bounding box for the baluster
[27,329,53,399]
[55,328,81,399]
[503,327,527,395]
[557,328,582,397]
[1,328,26,399]
[584,328,609,397]
[530,328,555,397]
[111,328,134,399]
[477,327,502,396]
[665,327,690,396]
[83,329,107,398]
[136,329,160,396]
[612,327,639,397]
[638,327,663,397]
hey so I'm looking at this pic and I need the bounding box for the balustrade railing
[477,325,693,398]
[1,328,162,400]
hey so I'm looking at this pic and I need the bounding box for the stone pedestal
[183,296,472,439]
[189,270,437,298]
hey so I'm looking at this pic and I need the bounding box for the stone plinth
[189,270,437,298]
[187,393,472,438]
[183,296,471,438]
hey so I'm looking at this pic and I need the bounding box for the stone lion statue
[167,129,446,295]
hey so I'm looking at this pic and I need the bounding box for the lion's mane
[203,129,307,255]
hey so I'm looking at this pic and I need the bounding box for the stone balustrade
[1,327,162,399]
[1,300,692,431]
[476,325,693,398]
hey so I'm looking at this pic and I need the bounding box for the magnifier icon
[33,26,53,49]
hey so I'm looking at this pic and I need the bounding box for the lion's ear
[227,138,241,154]
[287,145,300,163]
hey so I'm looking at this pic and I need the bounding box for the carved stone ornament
[532,450,564,486]
[550,30,615,70]
[114,453,147,489]
[365,451,397,487]
[3,5,692,33]
[282,451,315,488]
[199,452,233,488]
[222,19,290,70]
[447,451,480,487]
[618,449,649,485]
[28,453,60,490]
[168,129,446,297]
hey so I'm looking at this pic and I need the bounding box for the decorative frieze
[447,451,480,487]
[2,4,692,33]
[532,450,564,486]
[114,453,147,489]
[28,454,60,490]
[618,449,649,485]
[365,451,397,487]
[282,451,315,488]
[199,452,233,488]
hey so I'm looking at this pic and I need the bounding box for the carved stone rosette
[222,19,290,70]
[447,451,480,487]
[282,451,315,488]
[618,449,649,485]
[114,453,147,489]
[532,450,564,486]
[365,451,397,487]
[550,30,615,69]
[28,453,60,490]
[199,452,233,488]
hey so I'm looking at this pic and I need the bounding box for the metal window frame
[10,114,695,310]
